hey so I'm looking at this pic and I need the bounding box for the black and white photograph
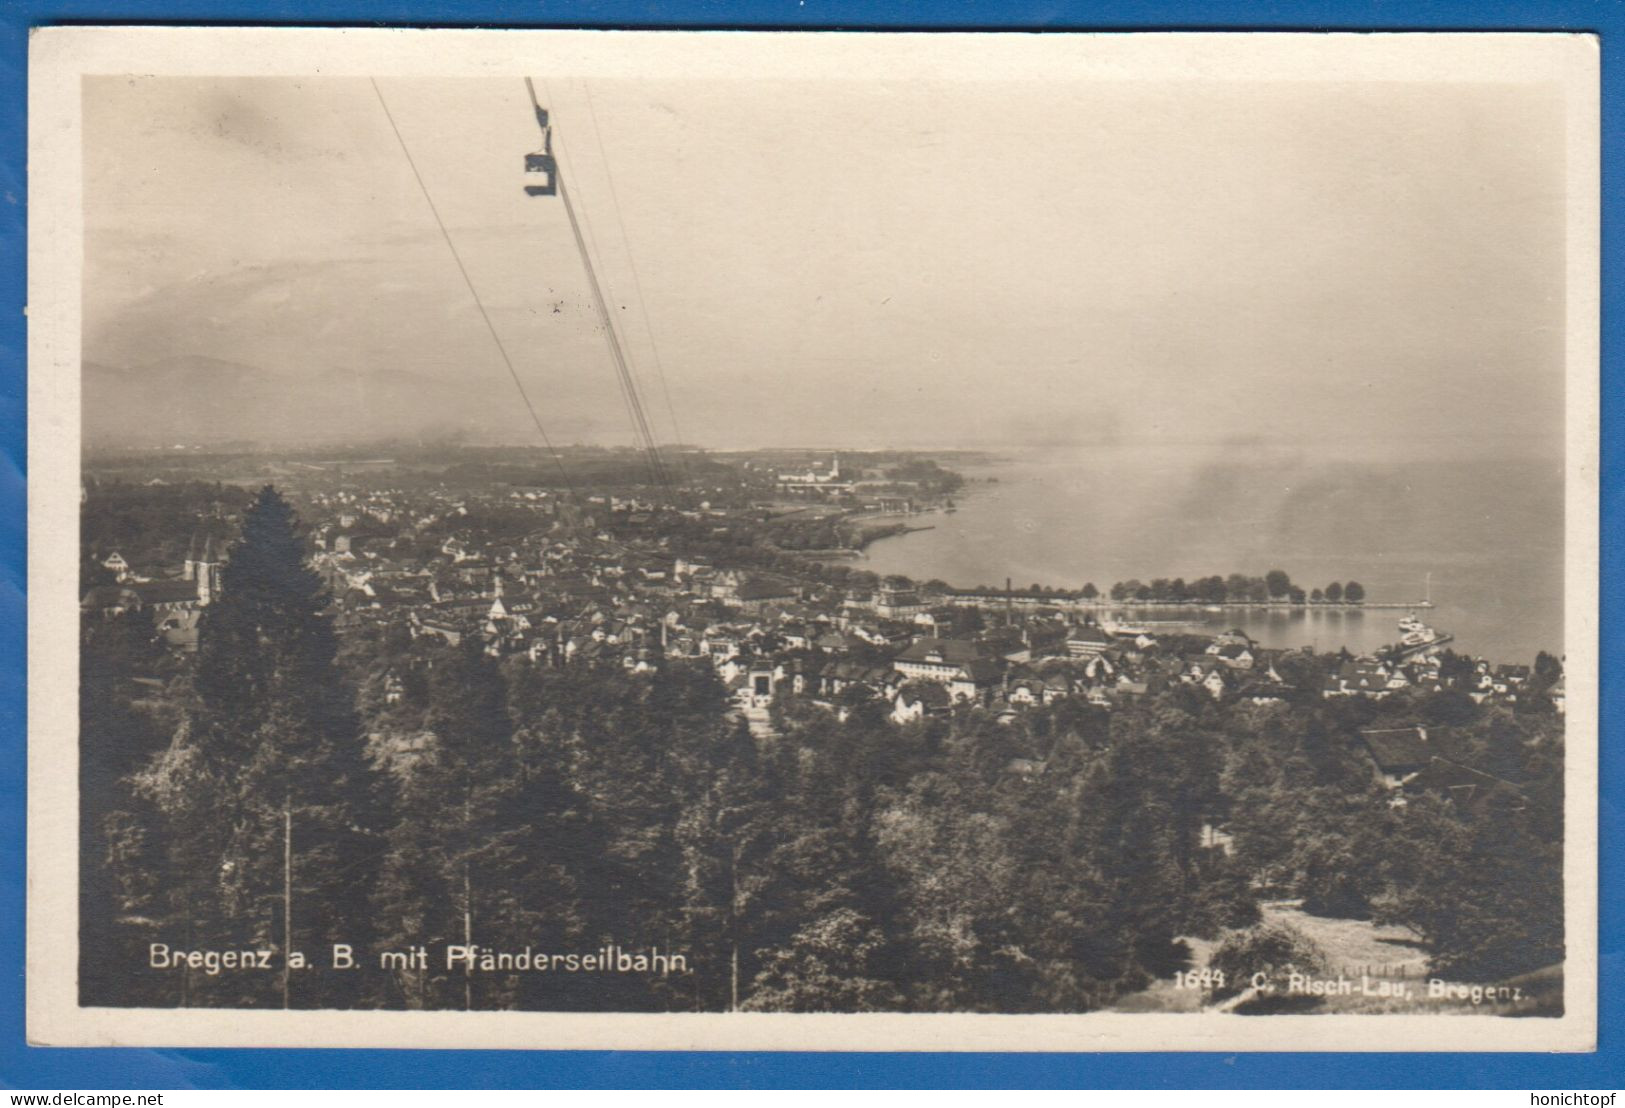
[26,28,1598,1051]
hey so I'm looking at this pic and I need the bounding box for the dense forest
[79,488,1564,1012]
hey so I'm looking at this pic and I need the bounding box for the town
[75,444,1567,1015]
[81,444,1562,781]
[54,52,1581,1038]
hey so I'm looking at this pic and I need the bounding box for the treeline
[79,489,1562,1012]
[80,480,251,572]
[1108,571,1365,606]
[877,458,965,495]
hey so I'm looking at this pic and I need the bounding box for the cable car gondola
[523,99,558,196]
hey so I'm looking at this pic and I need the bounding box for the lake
[855,446,1564,664]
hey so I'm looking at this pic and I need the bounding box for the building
[892,637,1001,701]
[874,588,927,619]
[101,552,132,581]
[776,454,852,492]
[891,681,951,724]
[183,521,232,606]
[1066,624,1113,658]
[1358,727,1431,789]
[1324,659,1409,699]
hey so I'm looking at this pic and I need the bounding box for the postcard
[27,26,1599,1050]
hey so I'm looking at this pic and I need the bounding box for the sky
[82,73,1569,453]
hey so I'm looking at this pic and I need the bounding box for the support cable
[370,78,577,497]
[581,82,692,486]
[531,78,672,492]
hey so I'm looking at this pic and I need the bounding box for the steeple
[184,519,231,606]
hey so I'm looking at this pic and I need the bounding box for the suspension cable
[581,81,692,486]
[370,78,577,497]
[530,78,672,493]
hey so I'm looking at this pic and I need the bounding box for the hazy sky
[83,74,1568,452]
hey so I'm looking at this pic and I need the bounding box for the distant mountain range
[83,355,530,447]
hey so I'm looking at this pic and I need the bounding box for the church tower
[184,521,230,606]
[488,572,509,621]
[193,535,222,606]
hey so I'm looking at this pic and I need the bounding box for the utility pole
[463,787,474,1012]
[464,866,474,1012]
[461,870,474,1007]
[282,799,292,1010]
[730,839,741,1013]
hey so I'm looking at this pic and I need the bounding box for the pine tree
[675,720,773,1011]
[380,638,580,1010]
[143,486,383,1008]
[80,611,167,1006]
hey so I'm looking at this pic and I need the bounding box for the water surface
[858,446,1563,663]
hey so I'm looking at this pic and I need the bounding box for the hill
[82,355,518,447]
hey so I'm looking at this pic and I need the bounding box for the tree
[1310,588,1324,603]
[1423,689,1480,727]
[1080,582,1099,600]
[1265,569,1292,599]
[1208,921,1329,1005]
[1530,651,1564,697]
[1377,796,1562,980]
[148,486,383,1008]
[676,720,776,1012]
[80,611,167,1006]
[1324,582,1343,603]
[81,553,118,590]
[743,908,904,1011]
[377,639,552,1010]
[1271,651,1326,693]
[1534,651,1563,683]
[1343,581,1365,604]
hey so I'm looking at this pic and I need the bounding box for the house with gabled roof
[814,629,851,653]
[1358,726,1431,789]
[1066,623,1113,658]
[1208,641,1256,671]
[893,638,1002,701]
[1324,659,1409,699]
[101,551,132,580]
[891,681,952,724]
[1004,673,1051,708]
[1180,656,1232,698]
[1408,757,1528,815]
[819,659,898,702]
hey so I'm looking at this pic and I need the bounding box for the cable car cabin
[524,151,558,196]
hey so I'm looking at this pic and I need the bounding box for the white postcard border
[26,26,1601,1052]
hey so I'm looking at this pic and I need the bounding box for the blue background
[0,0,1619,1090]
